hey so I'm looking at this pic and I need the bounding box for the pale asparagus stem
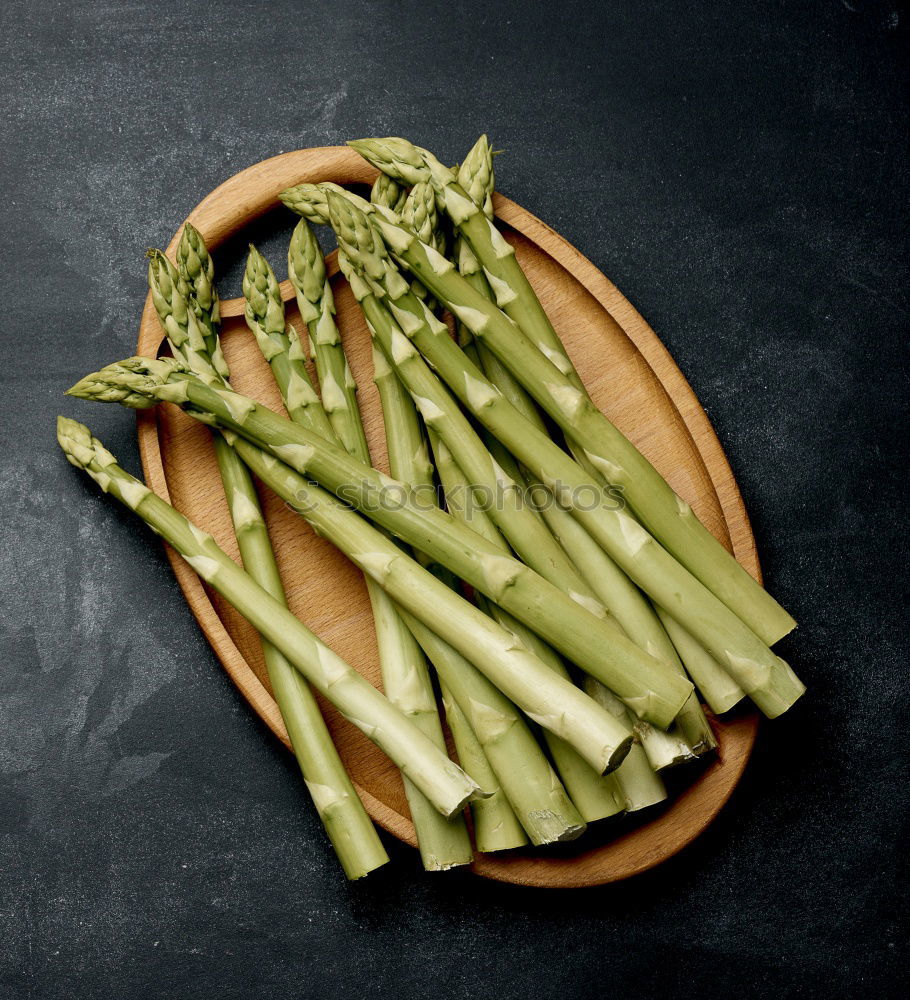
[655,608,746,715]
[324,191,693,724]
[287,220,369,460]
[67,358,686,737]
[584,677,667,812]
[431,428,626,822]
[344,210,803,717]
[147,250,387,878]
[372,348,528,851]
[348,135,797,648]
[401,607,585,845]
[259,234,472,871]
[57,418,481,819]
[438,689,528,852]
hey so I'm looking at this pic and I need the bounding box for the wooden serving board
[136,147,760,888]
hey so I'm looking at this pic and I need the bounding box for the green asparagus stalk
[430,429,626,822]
[341,204,802,718]
[284,235,472,870]
[655,608,746,715]
[67,357,688,737]
[371,344,529,850]
[58,417,481,819]
[242,245,335,436]
[585,677,667,812]
[148,247,388,879]
[287,221,369,459]
[348,135,797,649]
[247,240,472,871]
[437,689,528,852]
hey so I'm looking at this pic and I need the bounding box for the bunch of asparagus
[60,135,804,879]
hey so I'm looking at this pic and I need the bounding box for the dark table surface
[1,1,907,997]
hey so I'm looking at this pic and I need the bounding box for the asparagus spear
[655,608,746,715]
[430,430,626,823]
[242,245,335,436]
[69,357,691,732]
[286,222,369,458]
[371,344,530,850]
[147,247,388,879]
[370,172,408,214]
[174,222,229,378]
[400,180,445,309]
[272,237,473,871]
[57,417,481,818]
[348,135,797,649]
[338,203,803,718]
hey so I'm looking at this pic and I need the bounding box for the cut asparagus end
[748,659,807,718]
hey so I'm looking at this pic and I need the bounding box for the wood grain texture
[136,147,760,888]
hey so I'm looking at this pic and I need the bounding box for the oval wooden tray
[136,147,760,888]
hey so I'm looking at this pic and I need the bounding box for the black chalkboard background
[1,2,907,997]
